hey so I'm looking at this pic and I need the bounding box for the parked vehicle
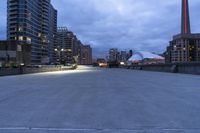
[99,62,108,68]
[108,61,119,68]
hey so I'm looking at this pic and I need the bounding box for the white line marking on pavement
[1,127,200,131]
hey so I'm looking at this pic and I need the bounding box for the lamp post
[54,48,66,65]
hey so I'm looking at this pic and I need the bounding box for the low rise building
[166,34,200,63]
[0,41,31,67]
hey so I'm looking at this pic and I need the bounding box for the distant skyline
[1,0,200,57]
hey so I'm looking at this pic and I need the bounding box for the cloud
[1,0,200,58]
[52,0,183,56]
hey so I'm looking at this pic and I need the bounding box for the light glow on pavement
[40,66,99,76]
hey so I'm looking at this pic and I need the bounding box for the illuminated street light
[54,47,66,65]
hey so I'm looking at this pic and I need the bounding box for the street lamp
[54,48,61,64]
[54,47,66,65]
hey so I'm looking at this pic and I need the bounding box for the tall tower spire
[181,0,191,34]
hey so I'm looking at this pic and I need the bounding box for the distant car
[65,63,72,66]
[33,65,42,68]
[98,62,108,68]
[93,62,98,67]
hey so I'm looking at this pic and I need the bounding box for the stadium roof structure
[128,51,165,62]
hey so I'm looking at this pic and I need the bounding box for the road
[0,66,200,133]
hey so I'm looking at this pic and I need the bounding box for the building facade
[108,48,119,62]
[166,34,200,63]
[56,27,93,65]
[80,45,92,65]
[0,40,31,67]
[56,27,79,64]
[120,51,128,63]
[165,0,200,63]
[7,0,57,64]
[48,4,58,64]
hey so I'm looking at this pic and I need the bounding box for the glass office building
[7,0,57,64]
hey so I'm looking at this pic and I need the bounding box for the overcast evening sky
[0,0,200,57]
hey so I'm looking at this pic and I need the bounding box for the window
[18,27,23,32]
[38,33,41,37]
[27,37,31,43]
[18,36,23,41]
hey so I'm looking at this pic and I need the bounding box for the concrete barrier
[178,63,200,75]
[125,63,200,75]
[0,65,74,76]
[0,68,21,76]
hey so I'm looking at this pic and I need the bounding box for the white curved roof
[128,51,164,62]
[129,54,143,61]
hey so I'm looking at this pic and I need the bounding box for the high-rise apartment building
[165,0,200,63]
[48,4,58,64]
[7,0,57,64]
[56,27,93,65]
[109,48,119,62]
[56,27,76,64]
[80,45,92,65]
[120,51,128,62]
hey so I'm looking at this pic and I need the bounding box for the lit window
[27,37,31,43]
[18,36,23,41]
[66,49,72,52]
[42,39,46,43]
[38,33,41,37]
[18,27,23,32]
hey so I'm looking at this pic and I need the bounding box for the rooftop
[0,66,199,132]
[173,33,200,40]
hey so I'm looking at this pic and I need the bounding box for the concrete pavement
[0,66,200,133]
